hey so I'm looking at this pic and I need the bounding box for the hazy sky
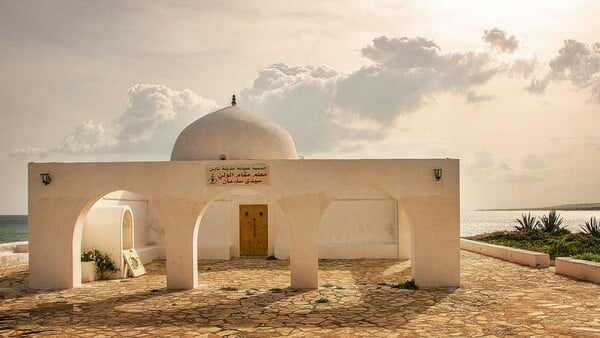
[1,1,600,213]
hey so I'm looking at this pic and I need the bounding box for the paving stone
[1,251,599,336]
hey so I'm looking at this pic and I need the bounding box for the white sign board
[206,164,269,186]
[123,249,146,277]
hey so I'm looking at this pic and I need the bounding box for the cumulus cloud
[527,39,600,102]
[12,32,537,157]
[113,84,218,152]
[58,120,115,153]
[482,28,519,53]
[10,84,218,157]
[242,35,515,152]
[240,63,366,153]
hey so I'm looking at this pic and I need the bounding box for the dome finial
[231,94,237,106]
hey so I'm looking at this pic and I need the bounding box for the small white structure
[28,102,460,290]
[82,205,134,278]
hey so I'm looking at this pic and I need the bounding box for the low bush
[390,279,419,290]
[81,249,119,280]
[469,231,600,259]
[572,252,600,263]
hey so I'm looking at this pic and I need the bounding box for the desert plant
[315,298,329,304]
[81,249,119,279]
[537,210,564,233]
[515,213,539,232]
[580,217,600,237]
[391,279,419,290]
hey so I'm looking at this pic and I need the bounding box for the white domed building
[27,97,460,291]
[171,104,298,161]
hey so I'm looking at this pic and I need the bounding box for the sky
[1,0,600,214]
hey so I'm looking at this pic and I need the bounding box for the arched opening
[317,199,399,259]
[73,190,165,286]
[192,188,291,289]
[195,188,291,259]
[315,191,413,288]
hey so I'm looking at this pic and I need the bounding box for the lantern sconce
[433,168,442,181]
[40,173,52,185]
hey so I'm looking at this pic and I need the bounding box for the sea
[0,215,28,244]
[1,210,600,244]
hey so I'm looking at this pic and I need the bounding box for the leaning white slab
[460,238,550,268]
[555,257,600,284]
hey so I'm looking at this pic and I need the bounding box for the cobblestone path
[1,251,599,337]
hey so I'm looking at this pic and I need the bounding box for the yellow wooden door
[239,205,268,256]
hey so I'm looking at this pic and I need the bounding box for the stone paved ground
[1,250,599,337]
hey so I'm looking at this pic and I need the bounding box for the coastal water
[1,211,599,244]
[0,215,28,244]
[460,210,600,237]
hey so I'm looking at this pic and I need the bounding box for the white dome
[170,105,298,161]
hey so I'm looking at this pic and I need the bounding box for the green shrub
[81,250,95,262]
[391,279,419,290]
[548,239,575,258]
[572,252,600,263]
[580,217,600,238]
[470,231,600,259]
[315,298,329,304]
[81,249,119,280]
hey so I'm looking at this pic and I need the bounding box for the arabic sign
[207,164,269,186]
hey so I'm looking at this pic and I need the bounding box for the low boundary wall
[460,238,549,268]
[0,241,29,269]
[555,257,600,284]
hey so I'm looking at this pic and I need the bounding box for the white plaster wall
[197,200,231,259]
[82,206,133,278]
[319,200,397,244]
[318,200,397,259]
[274,206,290,259]
[91,190,165,247]
[28,159,460,290]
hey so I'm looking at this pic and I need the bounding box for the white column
[154,200,203,290]
[278,193,331,289]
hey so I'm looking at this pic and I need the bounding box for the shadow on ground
[0,258,451,334]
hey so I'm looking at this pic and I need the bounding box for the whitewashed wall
[318,200,398,259]
[197,200,232,259]
[91,190,164,247]
[82,206,133,278]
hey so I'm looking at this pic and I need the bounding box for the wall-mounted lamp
[40,173,52,185]
[433,168,442,181]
